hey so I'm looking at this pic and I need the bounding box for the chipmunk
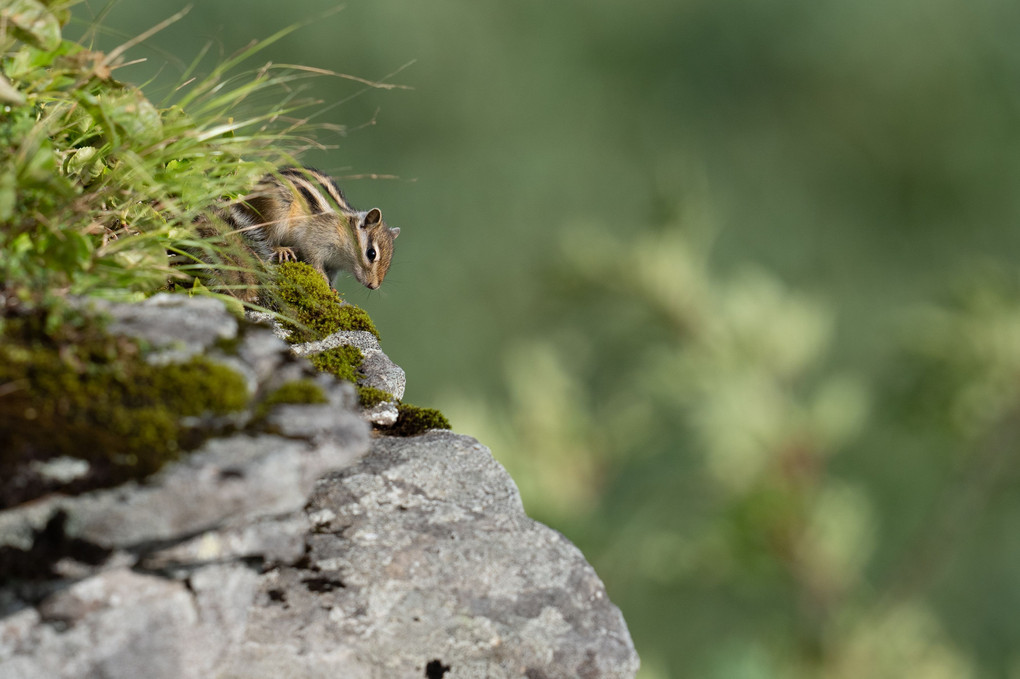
[228,167,399,290]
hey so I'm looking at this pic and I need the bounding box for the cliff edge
[0,294,639,679]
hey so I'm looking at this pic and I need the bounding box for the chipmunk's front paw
[272,246,298,263]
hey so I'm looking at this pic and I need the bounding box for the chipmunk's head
[351,208,399,289]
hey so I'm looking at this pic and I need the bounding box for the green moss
[0,309,251,509]
[265,379,329,406]
[388,403,452,437]
[308,345,364,383]
[357,385,394,408]
[269,262,396,407]
[148,357,250,414]
[256,378,328,419]
[304,344,396,408]
[273,262,379,342]
[267,266,448,431]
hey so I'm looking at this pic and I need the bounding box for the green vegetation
[306,337,448,430]
[0,2,435,503]
[308,344,364,383]
[0,1,351,311]
[459,225,1020,678]
[271,261,449,430]
[256,378,328,419]
[0,1,303,500]
[355,385,393,408]
[390,404,451,437]
[273,261,380,341]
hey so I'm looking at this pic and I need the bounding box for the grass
[0,1,399,311]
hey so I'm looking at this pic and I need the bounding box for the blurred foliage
[452,217,1020,678]
[46,0,1020,676]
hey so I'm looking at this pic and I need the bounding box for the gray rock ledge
[221,431,640,679]
[0,432,639,679]
[1,295,638,678]
[291,328,407,402]
[246,309,407,426]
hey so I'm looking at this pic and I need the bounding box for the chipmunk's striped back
[230,167,399,290]
[277,167,351,215]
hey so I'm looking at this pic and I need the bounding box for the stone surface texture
[289,327,407,427]
[0,295,638,678]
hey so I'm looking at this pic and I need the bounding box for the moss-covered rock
[309,344,365,383]
[356,385,394,408]
[273,261,379,342]
[388,404,452,437]
[0,305,250,509]
[255,378,329,420]
[262,262,450,436]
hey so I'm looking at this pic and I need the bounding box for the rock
[246,310,406,426]
[0,564,263,679]
[1,295,639,678]
[223,431,640,679]
[92,293,239,364]
[291,328,407,400]
[1,293,363,511]
[247,309,407,403]
[361,400,399,427]
[1,431,638,678]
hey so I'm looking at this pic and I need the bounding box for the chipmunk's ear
[364,208,382,226]
[390,227,400,238]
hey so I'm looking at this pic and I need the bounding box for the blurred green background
[79,1,1020,676]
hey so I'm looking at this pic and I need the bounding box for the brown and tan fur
[229,167,399,290]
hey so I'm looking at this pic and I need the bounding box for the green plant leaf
[63,146,104,182]
[0,172,16,221]
[9,232,32,257]
[0,74,26,105]
[101,90,163,143]
[3,0,61,51]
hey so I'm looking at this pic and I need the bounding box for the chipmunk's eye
[367,246,377,262]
